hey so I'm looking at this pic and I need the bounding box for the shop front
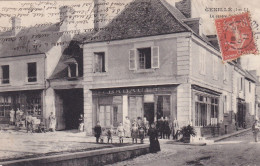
[191,85,221,137]
[0,90,43,126]
[91,85,177,128]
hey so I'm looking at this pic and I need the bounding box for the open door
[55,93,66,130]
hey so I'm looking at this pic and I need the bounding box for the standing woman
[124,116,131,138]
[148,122,161,153]
[49,112,56,132]
[78,114,84,132]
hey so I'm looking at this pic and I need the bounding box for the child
[117,122,124,143]
[139,126,145,144]
[100,128,106,143]
[131,122,139,144]
[107,126,114,143]
[94,122,102,143]
[38,122,46,133]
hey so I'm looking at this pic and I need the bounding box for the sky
[0,0,259,74]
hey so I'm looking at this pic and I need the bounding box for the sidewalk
[0,129,149,162]
[207,128,251,142]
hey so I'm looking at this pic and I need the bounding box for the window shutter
[129,49,136,70]
[152,46,159,68]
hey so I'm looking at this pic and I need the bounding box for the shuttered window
[129,49,136,70]
[129,46,159,70]
[152,46,159,68]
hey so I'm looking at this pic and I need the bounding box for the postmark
[215,12,258,61]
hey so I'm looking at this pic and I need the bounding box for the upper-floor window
[129,46,159,70]
[68,63,78,77]
[249,82,251,93]
[94,52,106,73]
[138,48,151,69]
[199,49,206,75]
[224,64,228,81]
[213,57,218,80]
[240,77,243,91]
[27,62,37,82]
[1,65,9,84]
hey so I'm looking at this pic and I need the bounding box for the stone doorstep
[0,144,149,165]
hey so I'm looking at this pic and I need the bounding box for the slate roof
[0,23,62,58]
[86,0,191,43]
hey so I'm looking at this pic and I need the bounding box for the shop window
[195,95,219,126]
[0,96,11,117]
[99,105,111,127]
[26,92,41,116]
[129,46,159,70]
[1,65,9,84]
[113,106,118,126]
[27,62,37,82]
[68,63,78,78]
[128,96,143,121]
[94,52,106,73]
[157,95,170,119]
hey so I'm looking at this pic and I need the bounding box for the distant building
[0,6,91,130]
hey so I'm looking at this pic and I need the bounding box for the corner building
[83,0,257,137]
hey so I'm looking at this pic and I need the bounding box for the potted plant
[180,125,196,143]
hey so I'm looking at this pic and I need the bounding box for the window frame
[27,62,37,83]
[1,65,10,84]
[93,52,106,73]
[68,63,78,78]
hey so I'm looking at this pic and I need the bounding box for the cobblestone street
[107,131,260,166]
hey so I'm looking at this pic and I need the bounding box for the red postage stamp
[215,12,258,61]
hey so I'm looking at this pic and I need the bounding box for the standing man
[252,118,260,142]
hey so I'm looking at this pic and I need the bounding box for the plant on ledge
[179,125,196,143]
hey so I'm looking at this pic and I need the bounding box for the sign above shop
[92,86,175,95]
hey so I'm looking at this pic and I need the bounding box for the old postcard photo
[0,0,259,165]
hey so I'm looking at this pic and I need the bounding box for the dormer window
[68,63,78,78]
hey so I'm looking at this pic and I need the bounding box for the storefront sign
[93,86,173,95]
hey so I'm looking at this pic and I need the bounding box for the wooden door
[55,93,66,130]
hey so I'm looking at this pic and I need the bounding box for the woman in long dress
[49,112,56,132]
[148,122,161,153]
[124,116,131,138]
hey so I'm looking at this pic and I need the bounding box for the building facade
[82,0,257,137]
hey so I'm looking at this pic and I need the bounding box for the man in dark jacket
[94,121,102,143]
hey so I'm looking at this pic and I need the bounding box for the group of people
[93,116,151,144]
[93,116,161,153]
[9,109,56,133]
[155,117,180,140]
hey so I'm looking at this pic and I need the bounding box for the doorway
[55,89,83,130]
[144,103,154,125]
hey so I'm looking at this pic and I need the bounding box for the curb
[166,141,206,146]
[213,128,251,142]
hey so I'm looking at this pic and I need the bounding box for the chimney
[94,0,108,32]
[175,0,191,18]
[59,6,76,32]
[11,17,21,36]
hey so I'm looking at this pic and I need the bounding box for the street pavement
[106,130,260,166]
[0,129,142,162]
[1,129,259,166]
